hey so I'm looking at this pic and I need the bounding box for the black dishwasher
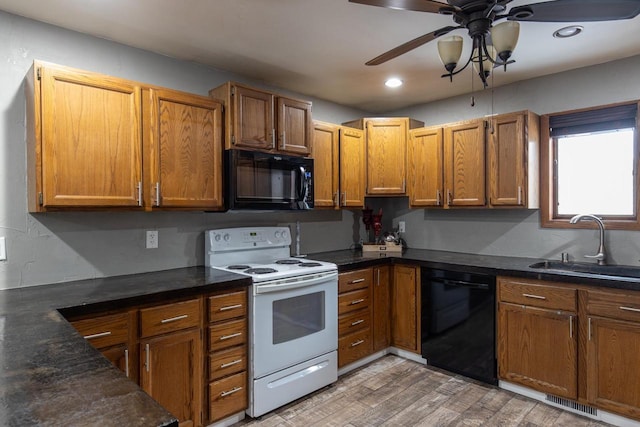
[421,268,497,385]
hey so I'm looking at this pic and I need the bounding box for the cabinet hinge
[38,192,43,206]
[231,135,236,144]
[37,68,41,80]
[231,86,235,96]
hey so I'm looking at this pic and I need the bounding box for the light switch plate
[0,237,6,260]
[398,221,406,233]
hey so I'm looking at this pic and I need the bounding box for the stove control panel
[206,227,291,252]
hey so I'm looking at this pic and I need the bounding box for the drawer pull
[220,386,243,397]
[350,298,365,305]
[160,314,188,324]
[522,293,546,300]
[351,339,365,347]
[220,332,242,341]
[220,359,243,369]
[220,304,243,312]
[620,306,640,313]
[569,315,573,339]
[83,331,112,340]
[349,278,365,284]
[351,319,364,326]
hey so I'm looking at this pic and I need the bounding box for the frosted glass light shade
[490,21,519,58]
[473,45,496,75]
[437,35,463,68]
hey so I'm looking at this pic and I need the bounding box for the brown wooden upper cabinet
[26,61,144,211]
[209,82,312,156]
[488,111,540,209]
[343,117,424,196]
[143,88,224,211]
[312,121,366,209]
[408,126,444,207]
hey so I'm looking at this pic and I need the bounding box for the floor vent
[545,394,598,416]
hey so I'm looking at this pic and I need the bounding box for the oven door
[251,271,338,378]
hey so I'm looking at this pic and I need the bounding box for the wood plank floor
[237,355,613,427]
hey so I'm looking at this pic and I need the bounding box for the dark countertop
[0,266,251,427]
[3,249,639,426]
[308,248,640,290]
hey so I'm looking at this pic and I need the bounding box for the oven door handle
[255,272,338,294]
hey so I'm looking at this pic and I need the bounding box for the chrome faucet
[569,214,607,265]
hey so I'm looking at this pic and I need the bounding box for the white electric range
[205,227,338,418]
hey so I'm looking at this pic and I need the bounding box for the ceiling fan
[350,0,640,87]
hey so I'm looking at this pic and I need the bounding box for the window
[541,101,640,230]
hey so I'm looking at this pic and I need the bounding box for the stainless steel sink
[529,260,640,279]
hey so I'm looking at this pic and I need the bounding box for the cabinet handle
[220,332,242,341]
[83,331,111,340]
[124,349,130,378]
[569,315,573,339]
[334,192,339,207]
[281,131,286,149]
[447,190,452,206]
[350,339,365,347]
[522,293,546,300]
[436,190,441,206]
[588,317,592,341]
[220,359,243,369]
[220,386,243,397]
[341,192,346,206]
[351,319,364,326]
[377,269,380,286]
[160,314,188,324]
[271,128,276,149]
[350,298,365,305]
[136,181,142,206]
[219,304,243,312]
[349,278,365,284]
[517,186,523,206]
[620,306,640,313]
[154,182,160,206]
[145,343,150,372]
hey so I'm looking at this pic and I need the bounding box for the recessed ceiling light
[385,78,403,88]
[553,25,584,38]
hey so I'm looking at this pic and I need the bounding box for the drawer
[209,345,247,381]
[139,298,201,338]
[587,289,640,322]
[209,371,247,423]
[209,290,247,323]
[338,308,371,336]
[338,328,372,368]
[339,268,372,293]
[209,319,247,352]
[338,288,371,315]
[498,277,576,312]
[71,312,129,349]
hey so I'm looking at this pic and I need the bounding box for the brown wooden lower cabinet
[337,268,373,367]
[391,265,420,353]
[372,266,391,352]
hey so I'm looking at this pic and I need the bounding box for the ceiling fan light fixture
[473,44,496,78]
[553,25,584,39]
[490,21,520,63]
[384,77,403,88]
[437,35,463,73]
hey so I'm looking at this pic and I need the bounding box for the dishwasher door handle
[433,279,490,290]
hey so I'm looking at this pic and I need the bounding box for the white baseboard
[500,381,640,427]
[388,347,427,364]
[206,411,245,427]
[338,349,388,376]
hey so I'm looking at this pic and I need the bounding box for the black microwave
[225,150,314,210]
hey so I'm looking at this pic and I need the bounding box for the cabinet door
[366,118,408,195]
[231,85,274,150]
[39,63,142,208]
[488,113,525,207]
[101,344,132,380]
[339,127,366,208]
[444,120,486,207]
[391,265,420,353]
[147,88,223,209]
[141,329,203,427]
[586,316,640,419]
[408,126,444,207]
[372,266,391,352]
[498,302,577,399]
[312,121,340,208]
[277,97,312,156]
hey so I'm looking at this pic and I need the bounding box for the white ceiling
[1,0,639,113]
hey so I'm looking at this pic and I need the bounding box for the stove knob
[280,229,288,240]
[214,233,221,242]
[223,233,230,242]
[274,230,281,240]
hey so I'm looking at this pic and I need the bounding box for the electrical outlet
[398,221,406,233]
[146,230,158,249]
[0,237,6,261]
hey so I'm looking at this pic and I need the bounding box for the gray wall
[0,11,367,289]
[387,55,640,266]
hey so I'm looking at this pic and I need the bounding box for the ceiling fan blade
[349,0,450,14]
[366,26,460,65]
[509,0,640,22]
